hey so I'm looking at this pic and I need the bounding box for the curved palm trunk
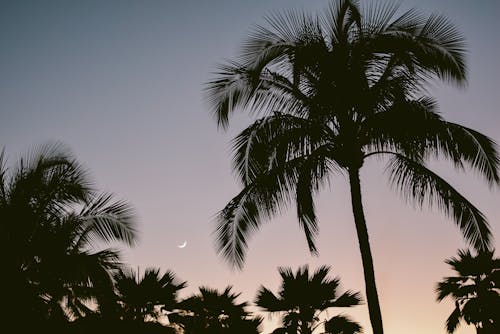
[348,167,384,334]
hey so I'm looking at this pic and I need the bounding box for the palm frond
[331,290,363,307]
[386,8,424,33]
[215,183,267,269]
[241,8,321,66]
[205,60,308,129]
[445,304,462,334]
[435,277,463,302]
[205,61,258,129]
[77,193,137,247]
[323,0,361,44]
[359,10,467,99]
[216,152,325,268]
[447,249,498,277]
[386,154,491,251]
[8,142,91,216]
[230,114,337,257]
[416,13,467,84]
[255,286,283,312]
[362,0,400,34]
[295,147,336,254]
[325,314,363,334]
[231,114,317,184]
[364,97,500,186]
[445,124,500,186]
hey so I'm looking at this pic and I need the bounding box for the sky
[1,0,499,333]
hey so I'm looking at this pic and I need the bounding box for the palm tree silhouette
[171,286,261,334]
[0,143,137,328]
[256,265,361,334]
[436,249,499,334]
[113,267,186,323]
[205,1,499,333]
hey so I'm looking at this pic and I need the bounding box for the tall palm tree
[205,1,499,333]
[436,249,499,334]
[113,267,186,322]
[256,265,362,334]
[0,143,137,326]
[171,286,261,334]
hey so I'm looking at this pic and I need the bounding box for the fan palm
[256,265,362,334]
[113,267,186,322]
[436,249,499,334]
[0,143,137,325]
[172,286,261,334]
[205,1,499,334]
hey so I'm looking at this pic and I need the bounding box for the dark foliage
[0,143,137,324]
[171,286,262,334]
[436,249,500,334]
[256,265,362,334]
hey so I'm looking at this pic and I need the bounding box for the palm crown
[207,0,497,267]
[114,267,186,322]
[436,249,499,333]
[0,143,137,323]
[172,286,261,334]
[256,265,362,334]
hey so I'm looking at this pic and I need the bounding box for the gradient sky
[1,1,499,333]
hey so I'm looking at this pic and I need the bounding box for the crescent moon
[177,241,187,248]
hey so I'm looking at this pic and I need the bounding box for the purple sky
[1,1,499,333]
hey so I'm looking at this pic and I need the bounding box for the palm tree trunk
[348,167,384,334]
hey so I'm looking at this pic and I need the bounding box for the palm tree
[113,267,186,322]
[0,143,137,327]
[256,265,362,334]
[205,1,499,334]
[171,286,261,334]
[436,249,499,334]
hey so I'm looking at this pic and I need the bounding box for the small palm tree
[436,249,499,334]
[0,143,137,325]
[172,286,261,334]
[256,265,362,334]
[205,1,499,333]
[113,267,186,322]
